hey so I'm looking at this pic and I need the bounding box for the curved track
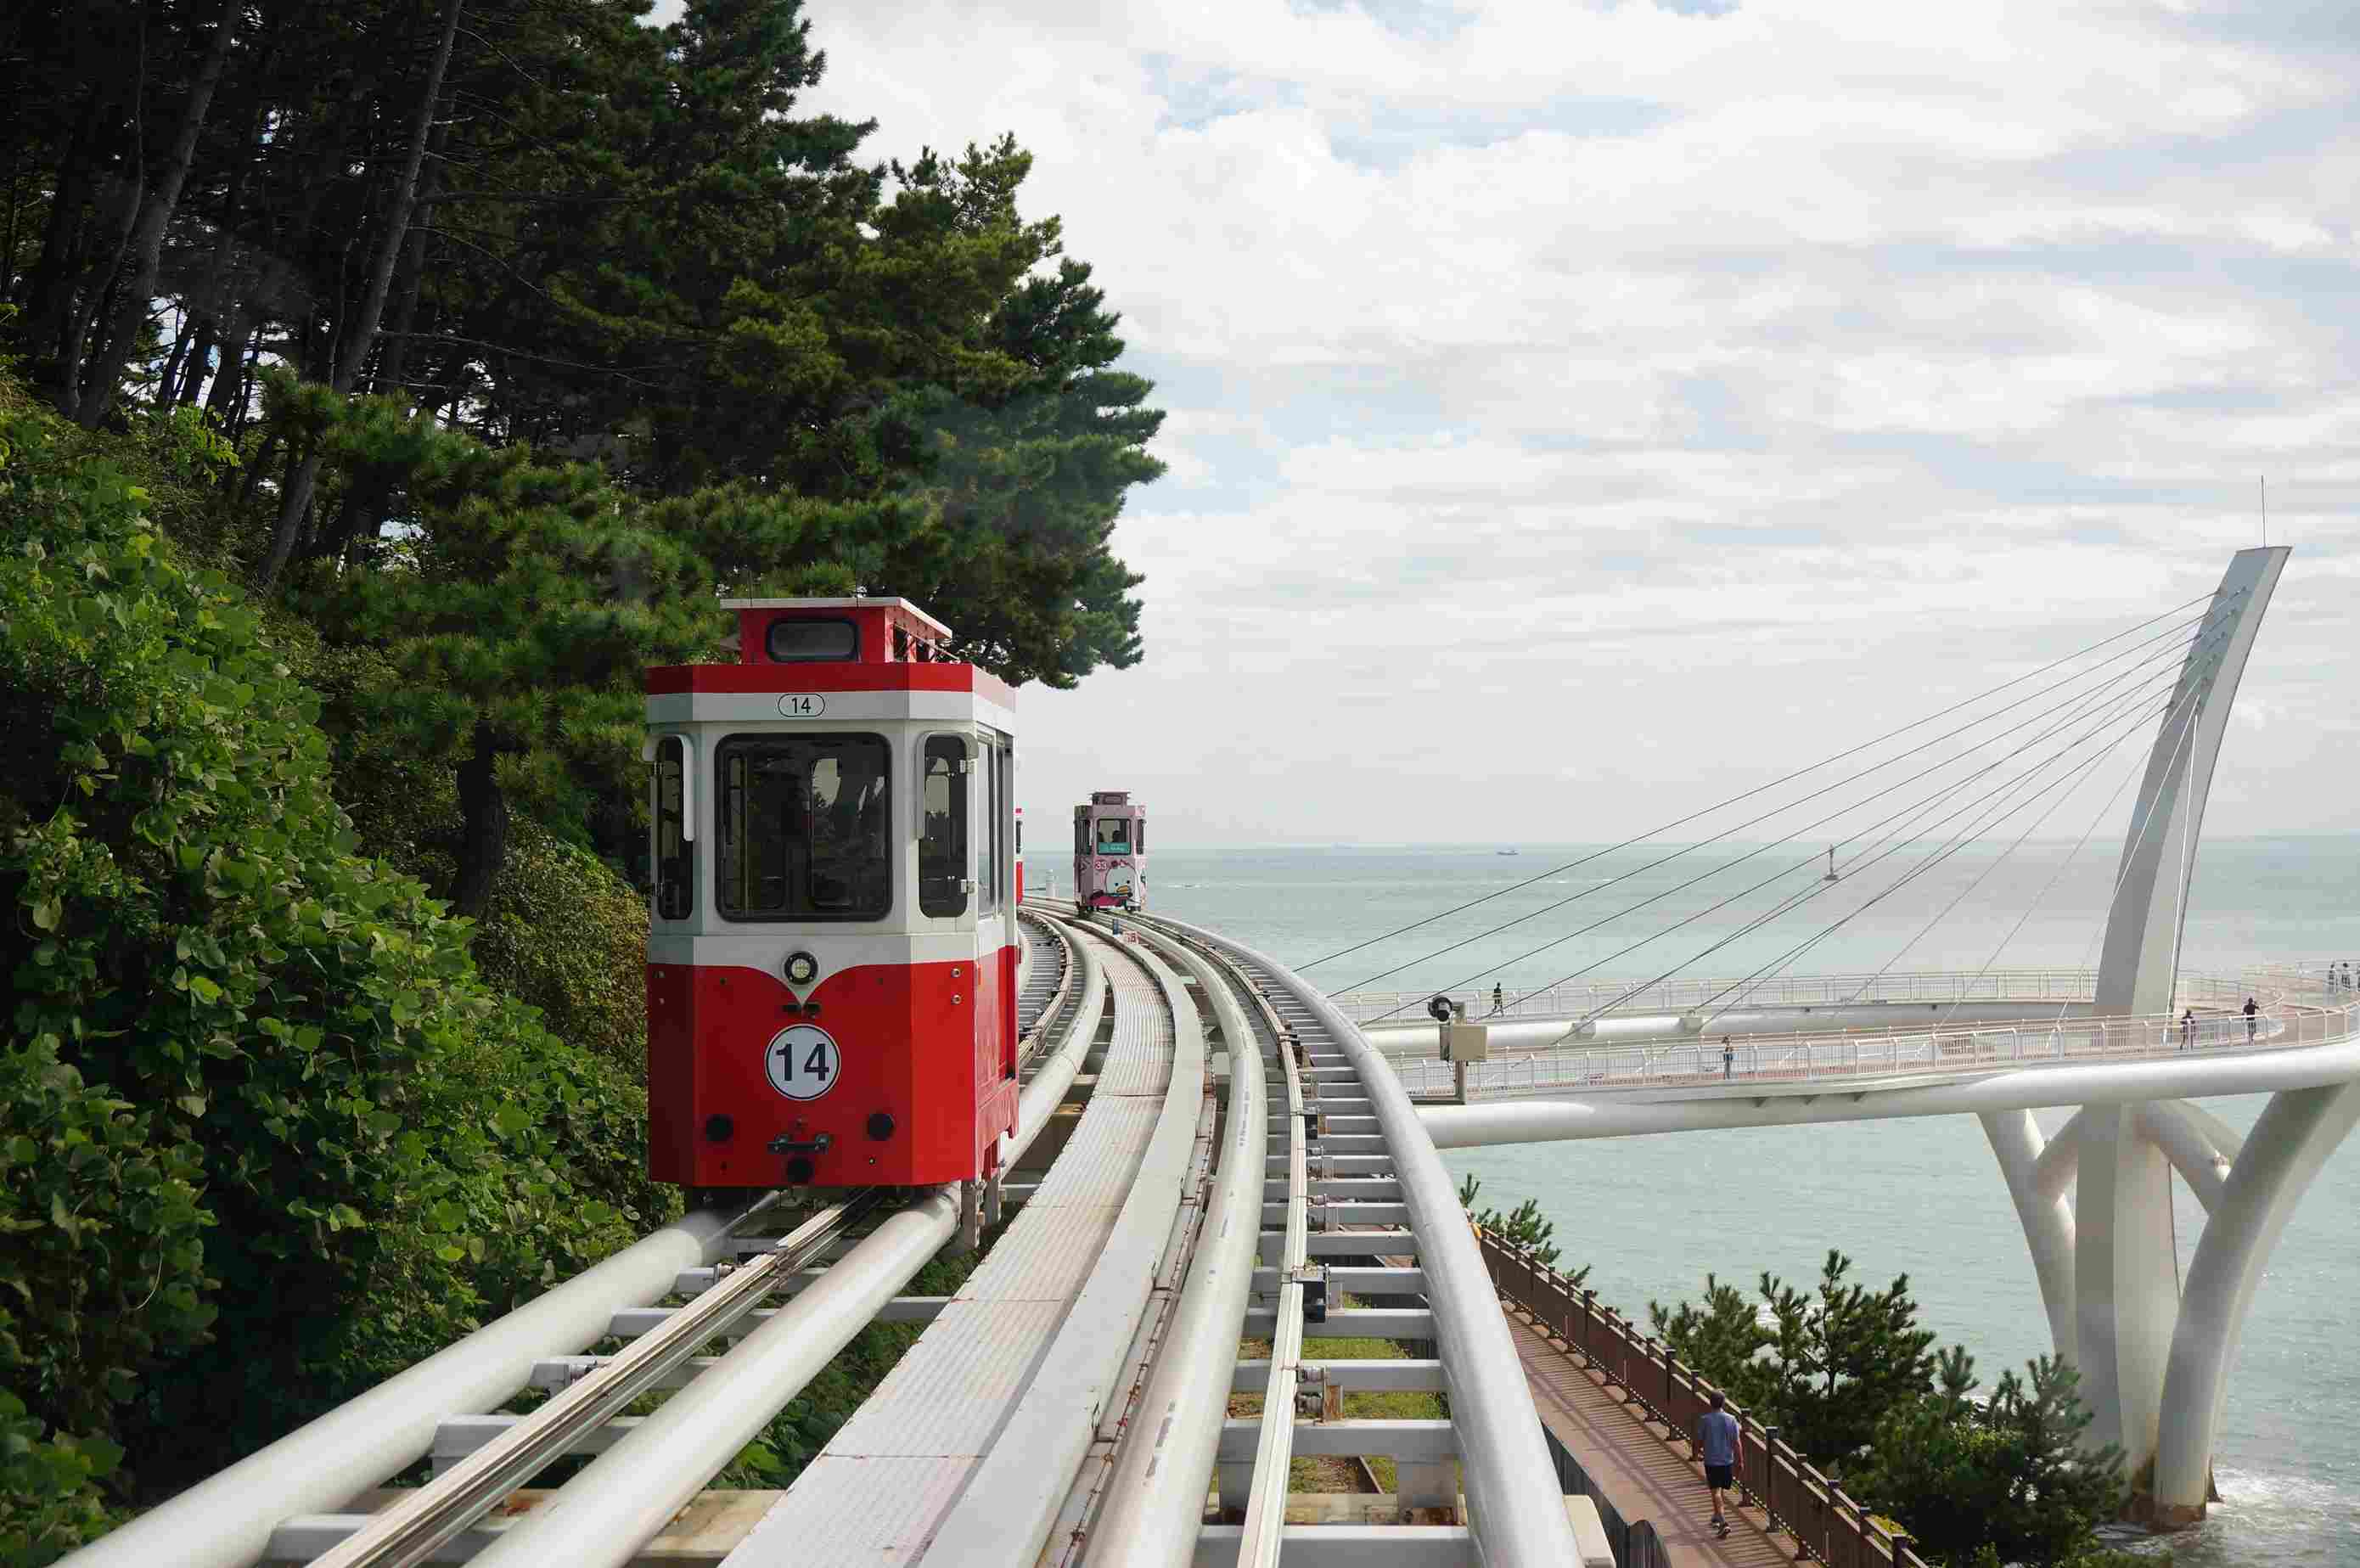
[64,908,1580,1568]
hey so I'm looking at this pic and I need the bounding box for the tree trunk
[206,312,253,422]
[452,722,509,919]
[78,0,239,428]
[154,312,196,408]
[20,79,108,393]
[173,315,216,404]
[260,0,464,588]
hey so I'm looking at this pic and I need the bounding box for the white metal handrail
[1391,967,2360,1099]
[1336,968,2120,1024]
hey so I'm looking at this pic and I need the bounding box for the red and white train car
[643,598,1020,1192]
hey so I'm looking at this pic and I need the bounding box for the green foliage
[0,400,656,1497]
[1650,1250,1938,1468]
[470,823,652,1071]
[1852,1355,2127,1566]
[1456,1173,1583,1279]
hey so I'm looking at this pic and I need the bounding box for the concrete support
[2071,1107,2182,1468]
[2150,1082,2360,1520]
[1979,1110,2076,1360]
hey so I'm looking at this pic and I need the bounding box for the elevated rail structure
[71,908,1582,1568]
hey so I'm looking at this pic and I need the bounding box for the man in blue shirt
[1696,1390,1741,1538]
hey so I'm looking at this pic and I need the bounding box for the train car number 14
[776,694,826,717]
[765,1025,841,1100]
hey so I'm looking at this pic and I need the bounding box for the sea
[1048,836,2360,1566]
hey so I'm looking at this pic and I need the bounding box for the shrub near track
[0,402,659,1558]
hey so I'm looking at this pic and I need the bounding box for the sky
[654,0,2358,846]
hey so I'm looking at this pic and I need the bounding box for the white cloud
[655,0,2359,841]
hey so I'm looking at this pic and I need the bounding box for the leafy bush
[469,823,650,1072]
[0,396,662,1511]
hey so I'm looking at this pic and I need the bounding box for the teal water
[1042,837,2360,1565]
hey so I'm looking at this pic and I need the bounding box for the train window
[978,742,1001,915]
[920,736,967,919]
[716,733,891,920]
[1094,816,1130,854]
[654,736,692,919]
[1134,818,1144,854]
[764,618,858,663]
[1075,817,1087,856]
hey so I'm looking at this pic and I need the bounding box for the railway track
[65,908,1576,1568]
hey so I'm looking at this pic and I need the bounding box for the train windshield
[1094,816,1131,853]
[716,733,891,920]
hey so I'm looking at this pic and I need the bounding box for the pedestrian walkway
[1505,1307,1790,1568]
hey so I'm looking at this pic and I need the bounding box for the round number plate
[764,1024,841,1101]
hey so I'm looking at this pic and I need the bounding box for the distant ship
[1497,848,1520,857]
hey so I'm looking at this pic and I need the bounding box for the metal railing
[1480,1231,1933,1568]
[1338,969,2110,1026]
[1391,967,2360,1099]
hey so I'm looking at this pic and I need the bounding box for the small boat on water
[1497,848,1520,857]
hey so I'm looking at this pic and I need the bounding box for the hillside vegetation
[0,1,1164,1557]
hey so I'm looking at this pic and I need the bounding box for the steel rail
[1138,912,1582,1565]
[1085,924,1272,1565]
[60,1195,784,1568]
[310,1194,879,1568]
[464,1187,963,1567]
[1238,961,1312,1565]
[1005,908,1107,1168]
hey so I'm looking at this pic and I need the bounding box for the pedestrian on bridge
[1697,1391,1740,1538]
[2181,1009,2196,1049]
[1489,983,1504,1015]
[1721,1037,1734,1081]
[2244,996,2259,1039]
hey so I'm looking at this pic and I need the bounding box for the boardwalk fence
[1538,1424,1643,1567]
[1480,1230,1932,1568]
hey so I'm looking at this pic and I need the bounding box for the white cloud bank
[666,0,2360,844]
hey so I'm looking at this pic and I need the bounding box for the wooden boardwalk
[1506,1305,1792,1568]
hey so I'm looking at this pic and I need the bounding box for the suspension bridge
[59,545,2357,1565]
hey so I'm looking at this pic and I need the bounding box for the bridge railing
[1391,967,2360,1099]
[1336,969,2108,1026]
[1479,1230,1933,1568]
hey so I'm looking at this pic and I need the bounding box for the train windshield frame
[919,734,967,919]
[715,733,892,921]
[1093,816,1131,854]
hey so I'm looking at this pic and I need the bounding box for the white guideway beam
[59,1199,779,1568]
[925,939,1207,1566]
[466,1189,962,1567]
[1086,928,1268,1565]
[1238,969,1311,1567]
[1139,913,1581,1566]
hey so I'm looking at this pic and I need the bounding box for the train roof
[719,596,953,640]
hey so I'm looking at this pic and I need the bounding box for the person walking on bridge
[1489,982,1504,1016]
[1721,1037,1734,1081]
[2181,1009,2196,1049]
[2244,996,2259,1040]
[1697,1390,1741,1538]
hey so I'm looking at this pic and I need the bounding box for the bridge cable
[1322,602,2227,997]
[1853,637,2234,1005]
[1559,676,2193,1032]
[1364,649,2196,1021]
[1348,616,2221,1015]
[2028,653,2216,1033]
[1293,593,2217,975]
[1920,700,2171,1031]
[1680,683,2197,1031]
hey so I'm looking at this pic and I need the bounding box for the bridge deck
[1508,1311,1787,1568]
